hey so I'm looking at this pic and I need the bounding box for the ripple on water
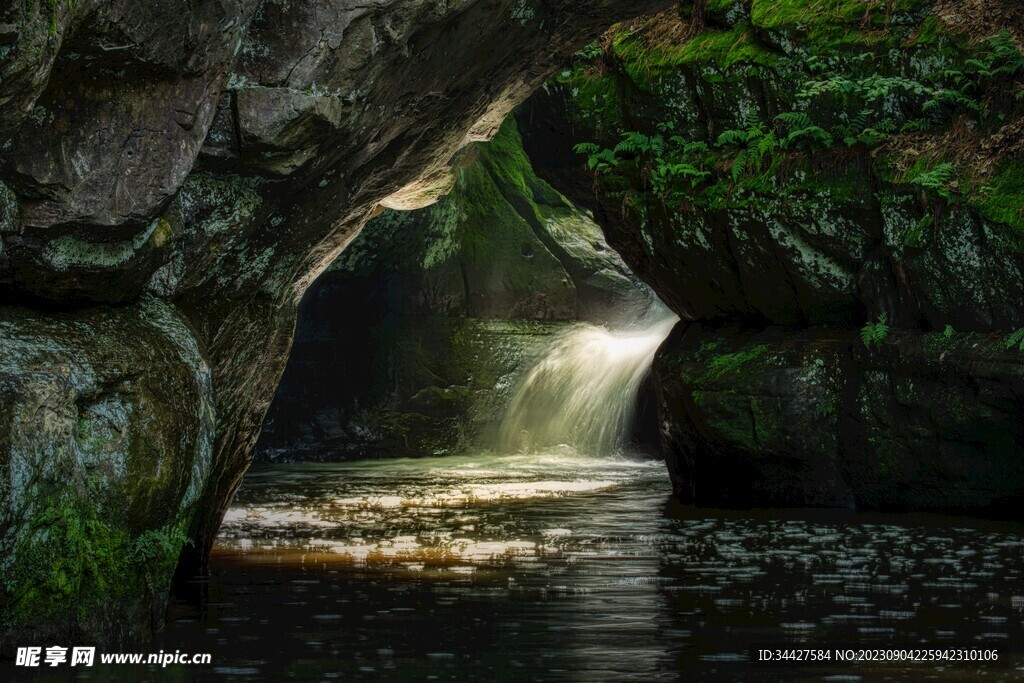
[152,453,1024,682]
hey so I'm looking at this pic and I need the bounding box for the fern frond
[860,324,875,348]
[1006,328,1024,351]
[776,111,813,129]
[910,163,955,201]
[756,131,778,157]
[716,129,748,147]
[731,149,748,182]
[860,315,890,350]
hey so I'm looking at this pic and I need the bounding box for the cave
[2,0,1024,678]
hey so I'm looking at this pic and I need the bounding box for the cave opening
[208,106,683,584]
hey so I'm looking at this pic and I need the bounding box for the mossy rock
[0,296,214,647]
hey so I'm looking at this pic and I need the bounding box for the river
[152,452,1024,681]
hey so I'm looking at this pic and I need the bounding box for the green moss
[707,0,744,11]
[904,214,932,248]
[751,0,930,31]
[45,0,76,36]
[705,344,770,381]
[150,216,174,248]
[912,14,948,46]
[43,223,159,270]
[751,0,865,30]
[2,497,189,626]
[696,340,723,358]
[479,118,566,211]
[972,160,1024,231]
[664,24,778,70]
[557,66,624,130]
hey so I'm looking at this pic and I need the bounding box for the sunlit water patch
[215,453,664,569]
[140,454,1024,682]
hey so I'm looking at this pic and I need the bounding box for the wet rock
[0,0,258,302]
[654,323,856,508]
[654,323,1024,514]
[0,297,214,647]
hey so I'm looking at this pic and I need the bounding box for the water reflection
[144,454,1024,681]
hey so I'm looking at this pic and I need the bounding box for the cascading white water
[496,306,678,455]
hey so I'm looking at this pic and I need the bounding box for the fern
[899,118,933,134]
[910,163,956,201]
[572,142,622,174]
[857,126,890,147]
[731,149,748,182]
[716,128,749,147]
[1006,328,1024,352]
[782,125,833,149]
[573,142,600,155]
[652,162,711,195]
[607,132,666,163]
[776,111,833,150]
[860,315,890,350]
[614,132,651,154]
[836,108,871,145]
[924,87,981,113]
[835,108,890,147]
[776,112,814,130]
[756,131,778,158]
[967,31,1024,78]
[587,149,619,172]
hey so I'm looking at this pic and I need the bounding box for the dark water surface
[140,454,1023,680]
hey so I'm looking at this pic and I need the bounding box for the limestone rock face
[654,324,1024,513]
[519,1,1024,514]
[2,0,258,302]
[0,0,674,645]
[0,297,213,646]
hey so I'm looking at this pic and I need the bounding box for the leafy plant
[614,131,663,155]
[576,42,603,61]
[1006,328,1024,352]
[798,74,930,104]
[573,142,620,173]
[716,123,779,181]
[860,314,890,350]
[651,162,711,194]
[574,129,717,201]
[776,112,833,149]
[923,87,980,113]
[965,31,1024,79]
[910,163,956,202]
[899,118,933,134]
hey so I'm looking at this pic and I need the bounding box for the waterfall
[495,306,677,455]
